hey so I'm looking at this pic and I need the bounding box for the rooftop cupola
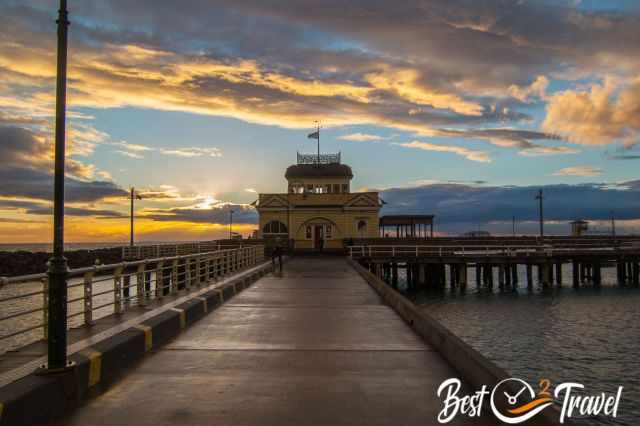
[286,152,353,194]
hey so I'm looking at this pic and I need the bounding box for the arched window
[263,221,288,234]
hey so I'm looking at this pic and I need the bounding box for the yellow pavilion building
[256,153,381,251]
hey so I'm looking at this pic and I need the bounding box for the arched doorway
[297,218,340,251]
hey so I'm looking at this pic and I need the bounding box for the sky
[1,0,640,242]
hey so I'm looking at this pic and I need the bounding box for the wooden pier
[349,239,640,291]
[53,257,497,425]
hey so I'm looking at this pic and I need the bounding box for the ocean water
[0,242,127,252]
[401,267,640,426]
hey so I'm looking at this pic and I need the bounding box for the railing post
[83,271,94,325]
[42,277,49,339]
[136,263,146,306]
[156,261,164,299]
[185,258,192,290]
[114,265,123,314]
[172,259,179,294]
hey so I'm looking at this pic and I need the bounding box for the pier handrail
[0,245,265,351]
[348,244,635,258]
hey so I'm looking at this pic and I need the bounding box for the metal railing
[0,245,264,353]
[348,244,640,259]
[121,240,264,260]
[297,152,341,165]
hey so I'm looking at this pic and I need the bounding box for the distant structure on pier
[463,230,491,238]
[255,152,382,251]
[571,220,589,237]
[379,215,434,238]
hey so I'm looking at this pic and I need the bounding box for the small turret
[286,153,352,194]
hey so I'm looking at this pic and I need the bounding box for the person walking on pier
[272,245,283,272]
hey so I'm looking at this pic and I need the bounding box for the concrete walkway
[60,257,487,425]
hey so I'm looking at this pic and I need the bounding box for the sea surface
[0,242,127,252]
[0,241,197,252]
[401,267,639,426]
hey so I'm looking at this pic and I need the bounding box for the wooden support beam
[555,263,562,287]
[541,263,552,289]
[593,262,602,287]
[458,264,468,290]
[391,263,398,288]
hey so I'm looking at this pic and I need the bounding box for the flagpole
[316,121,320,165]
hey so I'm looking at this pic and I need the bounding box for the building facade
[256,153,381,250]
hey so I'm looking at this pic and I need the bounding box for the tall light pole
[46,0,70,371]
[130,187,142,247]
[512,216,516,237]
[229,207,235,239]
[611,211,616,239]
[535,189,544,237]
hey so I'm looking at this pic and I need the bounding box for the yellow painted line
[197,297,208,313]
[0,402,4,419]
[79,348,102,387]
[170,308,186,329]
[134,325,153,352]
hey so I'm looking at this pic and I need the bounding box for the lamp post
[46,0,70,371]
[611,211,616,239]
[229,208,235,239]
[535,189,544,238]
[130,187,142,247]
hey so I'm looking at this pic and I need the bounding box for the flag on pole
[307,130,319,140]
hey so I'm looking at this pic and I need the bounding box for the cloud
[159,147,222,158]
[244,188,257,193]
[553,166,603,177]
[508,76,549,103]
[0,126,128,203]
[0,198,126,218]
[518,146,580,156]
[144,203,257,225]
[110,141,223,159]
[396,141,491,163]
[0,0,577,148]
[431,127,580,156]
[3,0,638,161]
[380,181,640,234]
[338,133,384,142]
[611,154,640,160]
[543,78,640,147]
[115,150,144,159]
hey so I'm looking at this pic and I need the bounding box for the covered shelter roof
[285,163,353,180]
[379,215,434,226]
